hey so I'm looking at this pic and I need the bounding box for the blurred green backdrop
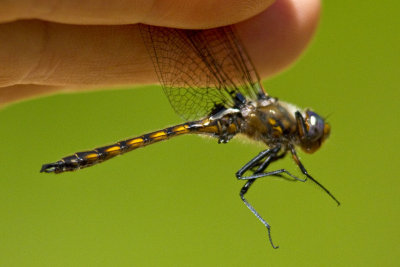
[0,1,399,266]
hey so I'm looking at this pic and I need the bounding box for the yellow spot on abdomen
[85,153,99,163]
[86,153,98,159]
[127,138,144,147]
[172,125,189,134]
[105,146,120,153]
[150,131,167,141]
[103,146,121,157]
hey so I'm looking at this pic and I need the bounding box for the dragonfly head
[297,110,330,153]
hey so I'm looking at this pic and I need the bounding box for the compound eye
[305,110,325,141]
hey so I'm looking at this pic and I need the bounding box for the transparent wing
[139,24,267,120]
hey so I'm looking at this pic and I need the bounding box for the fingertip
[236,0,321,78]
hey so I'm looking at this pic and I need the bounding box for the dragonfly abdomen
[40,123,196,173]
[40,119,229,174]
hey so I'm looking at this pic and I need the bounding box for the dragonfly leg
[289,145,341,206]
[235,146,307,248]
[235,146,280,178]
[236,145,305,182]
[240,179,279,249]
[238,168,306,182]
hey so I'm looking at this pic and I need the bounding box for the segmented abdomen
[41,122,196,173]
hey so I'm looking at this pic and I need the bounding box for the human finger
[0,84,64,106]
[0,0,274,28]
[237,0,321,77]
[0,0,320,105]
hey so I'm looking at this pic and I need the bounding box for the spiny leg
[240,179,279,249]
[236,146,316,248]
[236,148,278,248]
[236,147,304,182]
[289,146,341,206]
[236,145,302,248]
[236,145,340,248]
[239,145,340,205]
[236,146,280,178]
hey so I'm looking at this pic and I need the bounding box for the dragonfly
[41,24,340,248]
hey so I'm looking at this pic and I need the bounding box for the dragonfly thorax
[238,99,330,154]
[239,99,298,148]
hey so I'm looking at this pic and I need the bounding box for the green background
[0,1,399,266]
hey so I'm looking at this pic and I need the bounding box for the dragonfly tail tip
[40,162,58,173]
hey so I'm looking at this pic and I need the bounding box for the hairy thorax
[240,98,299,149]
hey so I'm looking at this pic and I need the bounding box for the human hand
[0,0,320,106]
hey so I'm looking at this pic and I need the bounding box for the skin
[0,0,320,106]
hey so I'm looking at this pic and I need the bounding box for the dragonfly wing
[139,24,266,120]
